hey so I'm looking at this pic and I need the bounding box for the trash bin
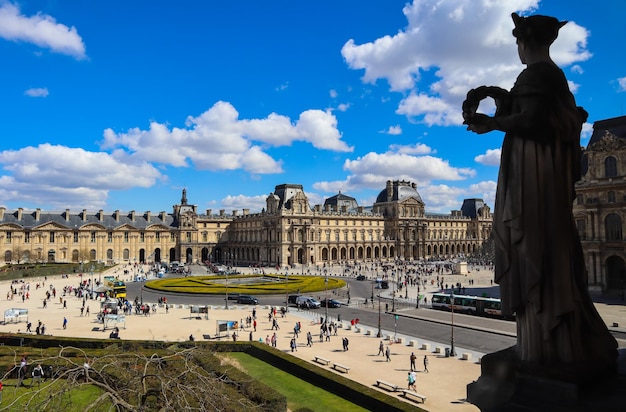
[445,348,450,357]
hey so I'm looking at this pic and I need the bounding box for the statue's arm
[464,92,544,135]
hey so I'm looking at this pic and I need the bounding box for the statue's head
[511,13,567,48]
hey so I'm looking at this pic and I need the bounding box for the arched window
[605,213,622,241]
[605,156,617,178]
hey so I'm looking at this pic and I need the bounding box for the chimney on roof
[219,209,225,216]
[145,211,151,222]
[82,209,87,221]
[243,209,249,216]
[35,208,41,221]
[99,210,104,222]
[206,209,212,216]
[0,207,4,220]
[130,210,135,222]
[115,210,120,222]
[232,210,238,216]
[17,208,23,221]
[159,211,166,221]
[65,209,70,222]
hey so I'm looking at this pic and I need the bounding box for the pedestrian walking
[408,371,417,392]
[31,363,44,388]
[385,346,391,362]
[423,355,429,373]
[377,340,384,356]
[410,352,417,371]
[63,317,68,329]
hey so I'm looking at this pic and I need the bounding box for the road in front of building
[126,263,626,356]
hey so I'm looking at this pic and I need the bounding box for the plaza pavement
[0,266,624,412]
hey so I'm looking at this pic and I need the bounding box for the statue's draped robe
[493,62,617,366]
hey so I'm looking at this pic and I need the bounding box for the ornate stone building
[574,115,626,296]
[0,181,493,268]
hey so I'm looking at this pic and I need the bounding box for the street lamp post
[450,292,456,357]
[284,272,289,313]
[90,265,94,300]
[391,271,396,312]
[324,272,328,325]
[416,280,420,309]
[376,294,382,338]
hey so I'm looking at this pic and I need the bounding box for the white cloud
[342,0,591,126]
[474,149,501,166]
[383,125,402,135]
[581,122,593,144]
[344,152,474,182]
[388,143,433,155]
[336,103,350,112]
[0,144,162,209]
[329,89,338,98]
[220,194,268,213]
[102,101,352,176]
[0,3,86,59]
[571,65,584,75]
[24,87,49,97]
[617,77,626,92]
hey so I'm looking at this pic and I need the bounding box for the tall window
[25,232,30,243]
[74,232,79,242]
[5,232,11,243]
[90,231,96,243]
[140,232,145,242]
[605,156,618,178]
[108,232,113,242]
[49,232,55,243]
[156,232,160,241]
[605,213,622,241]
[124,232,129,242]
[608,191,616,203]
[576,219,587,240]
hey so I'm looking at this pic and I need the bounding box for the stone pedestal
[467,347,626,412]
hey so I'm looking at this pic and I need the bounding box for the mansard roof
[0,209,175,230]
[324,191,358,211]
[588,115,626,147]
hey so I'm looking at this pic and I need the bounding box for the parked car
[295,296,321,309]
[237,295,259,305]
[356,274,366,281]
[319,298,342,308]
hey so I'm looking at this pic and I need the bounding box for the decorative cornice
[588,131,626,152]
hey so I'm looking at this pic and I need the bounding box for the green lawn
[225,352,369,412]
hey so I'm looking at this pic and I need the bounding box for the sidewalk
[1,265,624,412]
[0,269,482,412]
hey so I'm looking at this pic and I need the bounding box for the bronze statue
[463,13,617,381]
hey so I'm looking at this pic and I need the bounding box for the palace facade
[574,115,626,296]
[0,180,493,269]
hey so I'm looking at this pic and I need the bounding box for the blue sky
[1,0,625,215]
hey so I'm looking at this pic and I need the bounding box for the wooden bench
[400,389,427,403]
[332,363,350,373]
[375,380,399,392]
[313,356,330,366]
